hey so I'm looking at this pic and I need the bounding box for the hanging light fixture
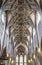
[28,59,31,63]
[33,54,36,60]
[37,48,41,53]
[30,58,33,62]
[11,60,14,64]
[28,58,33,63]
[7,53,9,58]
[9,57,12,62]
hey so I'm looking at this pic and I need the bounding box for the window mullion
[23,55,24,65]
[18,55,19,65]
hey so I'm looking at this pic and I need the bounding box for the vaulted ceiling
[0,0,41,53]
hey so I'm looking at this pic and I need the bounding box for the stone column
[1,11,8,49]
[35,11,39,48]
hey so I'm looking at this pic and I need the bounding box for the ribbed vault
[0,0,40,49]
[0,0,42,65]
[0,0,40,50]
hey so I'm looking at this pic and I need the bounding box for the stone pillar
[26,53,28,65]
[1,11,8,49]
[14,48,16,65]
[35,11,39,48]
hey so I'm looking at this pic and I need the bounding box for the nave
[0,0,42,65]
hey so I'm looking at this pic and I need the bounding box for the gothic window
[16,55,27,65]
